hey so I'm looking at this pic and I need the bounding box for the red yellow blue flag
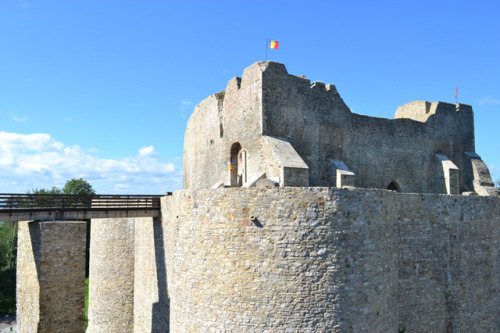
[268,40,279,49]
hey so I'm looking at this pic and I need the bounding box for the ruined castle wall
[183,61,480,193]
[184,63,267,189]
[260,62,476,193]
[87,218,135,333]
[163,187,500,332]
[17,221,87,333]
[133,216,169,333]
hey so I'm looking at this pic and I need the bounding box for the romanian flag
[224,161,232,170]
[455,86,458,99]
[269,40,279,49]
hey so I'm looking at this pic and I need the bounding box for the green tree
[27,186,62,195]
[25,186,63,208]
[62,178,96,195]
[0,222,17,314]
[0,222,17,270]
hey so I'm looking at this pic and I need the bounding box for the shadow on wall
[28,222,41,280]
[152,217,169,332]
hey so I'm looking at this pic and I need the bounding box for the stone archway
[387,181,400,192]
[229,143,249,187]
[230,142,242,187]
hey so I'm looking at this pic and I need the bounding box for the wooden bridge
[0,193,170,221]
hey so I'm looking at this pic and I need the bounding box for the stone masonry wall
[260,62,475,193]
[87,218,135,333]
[184,63,266,190]
[16,221,87,333]
[163,187,500,332]
[133,216,169,333]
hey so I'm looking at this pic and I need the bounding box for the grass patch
[85,277,89,328]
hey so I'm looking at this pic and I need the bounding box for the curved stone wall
[87,218,135,333]
[164,187,399,332]
[164,187,500,332]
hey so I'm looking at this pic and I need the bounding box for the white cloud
[13,116,28,122]
[0,132,182,194]
[179,100,193,110]
[9,111,28,122]
[139,145,156,157]
[178,99,194,118]
[479,96,500,106]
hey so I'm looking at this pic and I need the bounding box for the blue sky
[0,0,499,194]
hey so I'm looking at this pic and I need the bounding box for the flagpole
[266,39,268,60]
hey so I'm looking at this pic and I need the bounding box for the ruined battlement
[395,100,473,123]
[184,61,496,196]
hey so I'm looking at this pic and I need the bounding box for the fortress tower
[184,61,497,196]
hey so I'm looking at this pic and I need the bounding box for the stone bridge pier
[17,221,87,333]
[86,217,136,333]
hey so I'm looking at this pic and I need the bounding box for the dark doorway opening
[387,181,399,192]
[230,142,242,187]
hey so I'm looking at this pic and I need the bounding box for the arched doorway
[229,142,248,187]
[387,181,400,192]
[230,142,242,187]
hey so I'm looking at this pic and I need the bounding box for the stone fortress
[184,61,496,196]
[16,61,500,332]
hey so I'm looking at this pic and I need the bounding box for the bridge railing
[0,194,165,212]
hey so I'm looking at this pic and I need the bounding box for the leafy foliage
[0,267,16,315]
[27,186,62,195]
[0,222,17,315]
[0,222,17,270]
[24,187,63,208]
[23,179,96,208]
[63,178,96,195]
[85,277,89,327]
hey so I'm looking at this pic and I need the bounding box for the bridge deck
[0,193,170,221]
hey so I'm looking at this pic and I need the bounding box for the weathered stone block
[436,154,460,195]
[330,159,356,188]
